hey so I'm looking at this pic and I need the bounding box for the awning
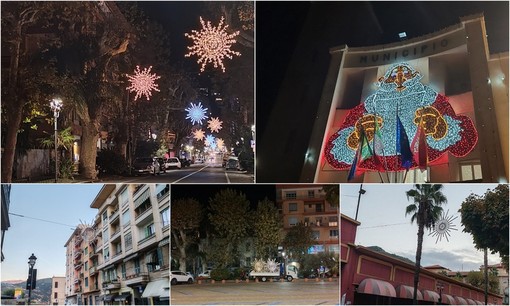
[142,279,170,298]
[422,290,440,302]
[134,190,150,209]
[454,296,468,305]
[441,293,457,305]
[475,300,484,305]
[466,298,477,305]
[159,288,170,301]
[358,278,396,297]
[102,295,113,302]
[395,284,423,300]
[113,293,131,302]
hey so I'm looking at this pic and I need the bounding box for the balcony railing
[110,228,121,240]
[137,233,156,246]
[123,272,149,286]
[135,205,152,222]
[102,281,121,290]
[89,266,97,275]
[110,209,120,223]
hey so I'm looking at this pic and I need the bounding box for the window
[312,231,320,240]
[156,184,169,200]
[122,209,130,227]
[54,292,58,299]
[103,228,109,242]
[54,282,58,288]
[329,229,339,238]
[84,262,88,270]
[102,211,108,222]
[115,242,122,255]
[84,247,88,256]
[315,217,322,226]
[460,161,482,181]
[144,223,155,238]
[160,207,169,228]
[329,245,340,253]
[285,191,297,199]
[304,217,310,226]
[103,247,110,262]
[328,216,338,227]
[120,188,129,207]
[288,203,297,212]
[121,264,126,279]
[134,258,141,274]
[288,217,298,226]
[85,277,88,287]
[308,190,315,198]
[315,203,323,212]
[124,232,133,250]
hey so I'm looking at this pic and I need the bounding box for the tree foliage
[282,222,315,261]
[459,184,509,270]
[465,270,500,294]
[253,198,282,259]
[322,185,339,207]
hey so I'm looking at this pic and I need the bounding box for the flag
[411,112,428,170]
[347,128,372,181]
[396,114,413,169]
[372,115,386,171]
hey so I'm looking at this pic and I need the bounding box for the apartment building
[276,185,339,254]
[65,184,170,305]
[50,276,66,305]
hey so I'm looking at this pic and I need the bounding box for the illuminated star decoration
[185,102,209,125]
[126,65,161,101]
[205,134,216,149]
[216,138,225,150]
[429,210,458,243]
[207,117,223,133]
[192,129,205,141]
[185,16,241,72]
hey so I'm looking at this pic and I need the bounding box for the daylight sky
[1,184,104,281]
[341,183,502,272]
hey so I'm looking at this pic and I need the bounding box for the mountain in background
[1,278,52,304]
[367,245,415,265]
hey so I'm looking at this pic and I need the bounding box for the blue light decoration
[205,134,216,149]
[185,102,209,125]
[325,62,478,172]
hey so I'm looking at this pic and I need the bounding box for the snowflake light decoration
[185,102,209,125]
[429,210,458,243]
[126,65,161,101]
[205,134,216,147]
[192,129,205,141]
[185,16,241,73]
[216,138,225,149]
[207,117,223,133]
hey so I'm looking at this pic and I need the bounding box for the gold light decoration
[126,66,161,101]
[185,16,241,72]
[192,128,205,141]
[207,117,223,133]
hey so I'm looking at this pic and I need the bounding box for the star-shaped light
[207,117,223,133]
[193,129,206,141]
[185,16,241,73]
[205,134,215,147]
[216,138,225,149]
[185,102,209,125]
[126,66,161,101]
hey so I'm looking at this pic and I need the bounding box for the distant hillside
[1,278,52,304]
[367,246,415,265]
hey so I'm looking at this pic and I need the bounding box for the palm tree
[405,184,447,305]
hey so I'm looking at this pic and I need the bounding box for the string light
[325,62,478,171]
[185,102,209,125]
[207,117,223,133]
[192,128,205,141]
[185,16,241,72]
[126,66,161,101]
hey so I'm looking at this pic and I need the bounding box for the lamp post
[50,98,63,183]
[27,253,37,305]
[436,282,444,304]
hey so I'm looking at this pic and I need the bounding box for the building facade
[276,185,339,255]
[50,276,66,305]
[341,214,503,305]
[301,14,508,183]
[65,184,170,305]
[1,184,11,262]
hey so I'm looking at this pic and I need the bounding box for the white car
[170,271,194,285]
[198,270,212,278]
[164,157,181,170]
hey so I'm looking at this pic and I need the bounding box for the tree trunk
[79,121,99,180]
[1,103,24,182]
[413,204,425,305]
[484,247,488,305]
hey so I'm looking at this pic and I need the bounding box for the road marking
[172,166,208,183]
[225,171,231,183]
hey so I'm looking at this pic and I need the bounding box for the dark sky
[171,184,277,209]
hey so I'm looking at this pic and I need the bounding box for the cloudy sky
[341,183,502,272]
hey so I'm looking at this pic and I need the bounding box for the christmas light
[207,117,223,133]
[126,66,161,101]
[216,138,225,149]
[325,62,478,172]
[205,134,216,147]
[185,102,209,125]
[192,129,205,141]
[429,210,457,243]
[185,16,241,72]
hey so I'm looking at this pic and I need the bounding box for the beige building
[65,184,170,305]
[276,185,339,255]
[50,276,66,305]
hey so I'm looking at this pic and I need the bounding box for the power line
[358,222,409,229]
[9,212,77,230]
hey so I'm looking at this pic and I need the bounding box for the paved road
[171,280,339,305]
[102,164,254,184]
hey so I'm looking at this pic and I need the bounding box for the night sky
[256,1,508,180]
[171,184,277,209]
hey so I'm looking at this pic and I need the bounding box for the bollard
[222,279,226,284]
[211,279,215,284]
[198,280,202,285]
[305,278,308,282]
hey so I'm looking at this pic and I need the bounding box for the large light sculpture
[192,128,206,141]
[207,117,223,133]
[185,16,241,72]
[126,65,161,101]
[185,102,208,125]
[325,62,478,172]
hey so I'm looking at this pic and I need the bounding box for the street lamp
[50,98,63,183]
[27,253,37,305]
[436,282,444,304]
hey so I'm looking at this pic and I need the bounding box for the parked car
[170,271,194,285]
[198,270,212,278]
[225,156,241,171]
[156,157,166,173]
[194,157,204,164]
[132,157,161,175]
[179,158,191,167]
[163,157,181,170]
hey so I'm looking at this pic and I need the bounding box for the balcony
[137,233,156,247]
[110,228,121,241]
[123,272,150,286]
[74,263,82,271]
[74,257,82,265]
[89,266,97,276]
[74,278,81,284]
[74,251,82,259]
[102,281,121,290]
[135,206,152,224]
[110,209,120,223]
[74,237,83,247]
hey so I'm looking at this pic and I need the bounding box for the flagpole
[403,169,409,183]
[373,112,391,183]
